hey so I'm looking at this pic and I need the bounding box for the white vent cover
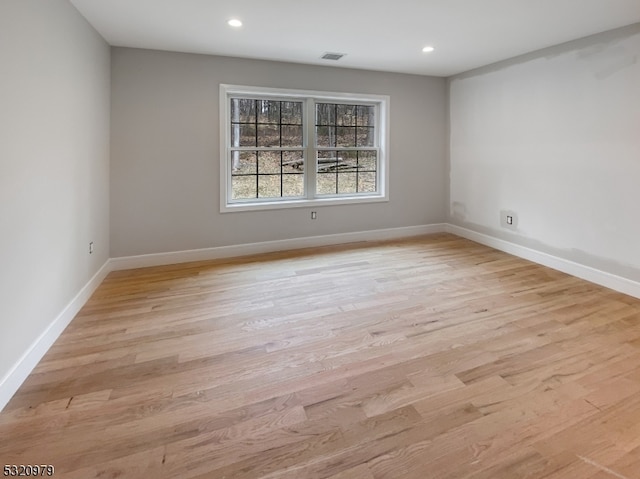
[321,52,346,61]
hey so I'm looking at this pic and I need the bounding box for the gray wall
[449,24,640,282]
[0,1,110,383]
[110,48,447,257]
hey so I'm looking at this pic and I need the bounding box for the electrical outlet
[89,242,94,254]
[311,211,317,220]
[501,210,517,229]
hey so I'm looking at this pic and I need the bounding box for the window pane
[341,151,358,172]
[232,124,256,147]
[356,126,375,147]
[281,125,303,147]
[316,103,335,126]
[258,175,281,198]
[283,151,304,174]
[337,173,357,194]
[231,98,256,124]
[317,173,337,195]
[257,124,280,147]
[281,101,302,125]
[283,174,304,197]
[257,100,280,124]
[316,126,335,147]
[232,151,256,173]
[336,126,356,147]
[357,105,374,126]
[317,151,339,173]
[336,104,356,126]
[358,172,377,193]
[258,151,281,174]
[358,151,377,171]
[232,175,257,199]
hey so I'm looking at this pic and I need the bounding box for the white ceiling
[70,0,640,77]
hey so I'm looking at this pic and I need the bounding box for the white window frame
[220,84,390,213]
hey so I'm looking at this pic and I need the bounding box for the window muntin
[315,150,377,196]
[314,102,378,196]
[230,98,305,200]
[221,85,388,212]
[315,103,375,147]
[231,150,305,200]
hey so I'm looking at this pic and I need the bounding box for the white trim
[305,96,316,201]
[110,224,447,271]
[446,224,640,300]
[222,195,389,212]
[220,84,391,102]
[219,85,229,214]
[0,260,113,412]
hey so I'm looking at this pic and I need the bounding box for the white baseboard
[110,224,447,271]
[446,224,640,300]
[0,260,112,412]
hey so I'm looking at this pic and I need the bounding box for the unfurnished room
[1,1,640,477]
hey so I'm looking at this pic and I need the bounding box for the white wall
[0,1,110,401]
[449,24,640,282]
[110,48,447,257]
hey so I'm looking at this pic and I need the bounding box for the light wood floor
[2,233,640,478]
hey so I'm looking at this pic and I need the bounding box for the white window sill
[221,194,388,213]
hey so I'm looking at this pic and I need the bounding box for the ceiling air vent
[321,52,346,61]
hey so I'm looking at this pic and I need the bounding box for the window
[220,85,389,212]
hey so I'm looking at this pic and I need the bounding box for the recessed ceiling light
[422,46,435,53]
[228,19,242,27]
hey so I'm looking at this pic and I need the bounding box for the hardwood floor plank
[2,233,640,477]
